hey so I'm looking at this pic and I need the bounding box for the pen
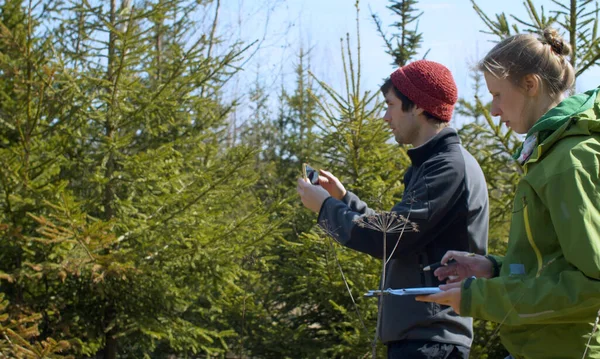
[422,258,457,271]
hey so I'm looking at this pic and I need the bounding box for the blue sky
[217,0,600,123]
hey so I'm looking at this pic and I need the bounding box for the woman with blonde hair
[417,28,600,358]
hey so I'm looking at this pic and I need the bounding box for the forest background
[0,0,599,358]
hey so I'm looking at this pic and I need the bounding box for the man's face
[383,89,420,145]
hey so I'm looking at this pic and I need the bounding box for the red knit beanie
[390,60,458,122]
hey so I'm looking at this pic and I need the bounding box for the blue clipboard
[364,287,442,297]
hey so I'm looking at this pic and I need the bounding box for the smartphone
[302,163,319,185]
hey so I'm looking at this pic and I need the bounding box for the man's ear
[522,74,542,97]
[412,106,425,116]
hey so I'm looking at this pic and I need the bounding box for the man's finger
[297,177,309,187]
[317,175,330,184]
[319,169,335,181]
[297,178,309,194]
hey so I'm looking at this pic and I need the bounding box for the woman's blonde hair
[478,28,575,96]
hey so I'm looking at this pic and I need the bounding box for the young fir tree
[372,0,426,66]
[0,0,285,357]
[225,47,330,358]
[0,0,75,357]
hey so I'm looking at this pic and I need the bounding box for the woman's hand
[434,250,494,283]
[415,281,462,314]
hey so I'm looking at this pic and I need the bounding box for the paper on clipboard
[364,287,442,297]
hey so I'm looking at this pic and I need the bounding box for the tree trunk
[102,2,118,358]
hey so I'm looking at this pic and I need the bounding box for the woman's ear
[522,74,542,97]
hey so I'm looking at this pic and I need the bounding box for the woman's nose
[490,105,502,117]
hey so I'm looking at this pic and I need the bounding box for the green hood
[514,86,600,161]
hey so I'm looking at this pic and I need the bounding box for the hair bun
[541,27,571,56]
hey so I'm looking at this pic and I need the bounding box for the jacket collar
[514,86,600,162]
[520,87,600,168]
[407,127,460,166]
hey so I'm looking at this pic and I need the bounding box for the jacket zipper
[522,196,543,277]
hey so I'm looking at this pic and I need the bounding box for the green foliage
[471,0,600,78]
[1,0,599,358]
[372,0,427,66]
[0,0,283,357]
[0,292,73,358]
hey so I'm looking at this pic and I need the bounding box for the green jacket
[461,87,600,359]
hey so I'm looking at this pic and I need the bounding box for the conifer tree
[227,46,330,358]
[0,0,285,357]
[0,0,74,356]
[372,0,426,66]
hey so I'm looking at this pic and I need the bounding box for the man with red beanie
[297,60,489,358]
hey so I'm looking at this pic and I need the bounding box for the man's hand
[297,178,331,213]
[434,251,494,283]
[415,281,462,314]
[317,170,347,200]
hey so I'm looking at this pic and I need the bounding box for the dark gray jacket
[317,127,488,347]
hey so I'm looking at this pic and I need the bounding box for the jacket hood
[514,86,600,164]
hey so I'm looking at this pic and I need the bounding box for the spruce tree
[0,0,285,357]
[228,47,329,358]
[372,0,426,66]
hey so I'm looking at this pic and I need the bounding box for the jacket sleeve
[341,191,377,216]
[461,163,600,324]
[317,157,464,259]
[487,255,504,277]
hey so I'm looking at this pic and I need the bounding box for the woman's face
[484,72,536,134]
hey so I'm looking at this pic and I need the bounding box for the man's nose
[383,111,391,123]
